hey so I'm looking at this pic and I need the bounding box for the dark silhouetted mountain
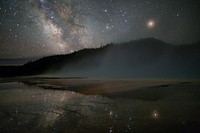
[1,38,200,79]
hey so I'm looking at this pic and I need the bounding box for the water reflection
[152,110,159,119]
[0,82,83,131]
[0,81,200,133]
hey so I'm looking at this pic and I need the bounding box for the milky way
[0,0,200,58]
[30,0,93,54]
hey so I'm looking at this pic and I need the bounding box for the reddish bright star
[147,20,155,28]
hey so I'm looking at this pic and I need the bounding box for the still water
[0,81,200,133]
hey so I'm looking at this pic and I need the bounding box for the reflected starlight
[152,110,159,119]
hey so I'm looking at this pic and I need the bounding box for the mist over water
[38,39,200,79]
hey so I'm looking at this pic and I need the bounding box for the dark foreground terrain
[0,77,200,133]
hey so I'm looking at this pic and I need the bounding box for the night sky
[0,0,200,58]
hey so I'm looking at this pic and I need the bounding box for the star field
[0,0,200,58]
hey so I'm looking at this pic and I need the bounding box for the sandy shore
[17,77,193,94]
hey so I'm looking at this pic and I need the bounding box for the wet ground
[0,78,200,133]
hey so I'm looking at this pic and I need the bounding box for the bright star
[147,20,155,28]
